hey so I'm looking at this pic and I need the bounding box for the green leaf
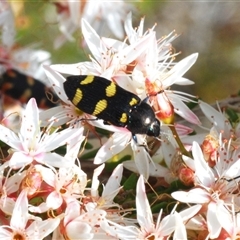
[95,127,111,136]
[151,202,169,213]
[54,145,66,155]
[82,141,93,150]
[186,98,199,109]
[163,179,191,194]
[123,173,138,190]
[225,108,239,124]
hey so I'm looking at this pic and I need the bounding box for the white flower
[102,175,185,240]
[52,0,133,48]
[53,164,126,239]
[123,138,171,181]
[198,101,240,170]
[0,171,26,214]
[123,13,200,125]
[56,200,110,240]
[51,18,155,80]
[172,141,240,239]
[199,101,232,135]
[0,98,80,169]
[87,164,124,215]
[28,164,87,213]
[0,190,60,239]
[199,100,240,145]
[135,175,184,240]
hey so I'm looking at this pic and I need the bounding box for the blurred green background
[12,1,240,103]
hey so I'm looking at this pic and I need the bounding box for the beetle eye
[147,120,160,137]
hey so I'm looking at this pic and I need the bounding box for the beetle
[63,75,160,137]
[0,68,57,109]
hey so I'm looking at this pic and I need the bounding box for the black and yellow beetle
[63,75,160,137]
[0,68,57,109]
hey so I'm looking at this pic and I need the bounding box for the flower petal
[20,98,39,142]
[0,124,22,150]
[10,190,28,229]
[207,201,222,239]
[192,141,215,186]
[42,65,68,102]
[136,175,154,230]
[172,188,209,204]
[167,93,201,125]
[81,18,102,62]
[199,100,232,134]
[102,164,123,201]
[164,53,198,87]
[9,152,33,169]
[91,164,105,197]
[94,132,131,164]
[133,143,150,180]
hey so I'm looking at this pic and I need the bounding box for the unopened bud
[201,134,219,167]
[179,167,194,186]
[151,92,174,125]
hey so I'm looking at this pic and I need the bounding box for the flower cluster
[52,0,133,48]
[0,1,240,240]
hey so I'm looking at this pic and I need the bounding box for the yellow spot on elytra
[20,89,31,102]
[93,99,107,115]
[7,70,16,78]
[120,113,127,123]
[1,82,13,91]
[80,75,94,85]
[129,98,138,106]
[106,82,116,97]
[72,89,83,105]
[27,76,34,86]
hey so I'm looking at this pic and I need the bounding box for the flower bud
[178,167,194,186]
[201,134,219,167]
[21,166,43,197]
[145,78,174,124]
[151,92,175,125]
